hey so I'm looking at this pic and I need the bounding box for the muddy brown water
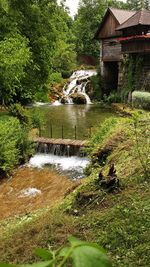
[0,167,73,220]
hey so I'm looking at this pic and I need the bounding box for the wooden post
[50,125,53,138]
[89,126,92,138]
[75,125,77,140]
[62,125,64,139]
[39,125,41,137]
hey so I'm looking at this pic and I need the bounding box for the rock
[70,93,86,104]
[61,96,68,104]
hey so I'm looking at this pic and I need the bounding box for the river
[29,104,117,179]
[0,104,117,220]
[32,103,116,140]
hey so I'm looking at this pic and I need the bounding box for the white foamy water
[33,102,49,107]
[28,154,89,179]
[52,100,62,106]
[62,69,97,105]
[70,70,97,79]
[18,188,41,198]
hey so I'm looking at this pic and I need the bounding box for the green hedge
[132,91,150,110]
[0,116,32,176]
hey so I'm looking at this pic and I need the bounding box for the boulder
[70,93,86,104]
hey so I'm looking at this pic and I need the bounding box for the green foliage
[121,56,143,102]
[0,116,32,175]
[0,237,112,267]
[87,117,120,155]
[132,91,150,110]
[103,92,121,104]
[0,0,76,105]
[48,73,64,87]
[131,113,150,179]
[35,85,49,103]
[73,0,126,58]
[126,0,149,10]
[30,108,45,130]
[9,103,31,125]
[9,103,44,130]
[90,73,103,101]
[0,34,31,105]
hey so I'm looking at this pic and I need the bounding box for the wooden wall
[122,40,150,54]
[98,13,121,39]
[102,38,122,61]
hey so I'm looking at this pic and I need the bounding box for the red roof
[118,35,150,42]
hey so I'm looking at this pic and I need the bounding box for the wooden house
[95,7,135,93]
[95,8,150,93]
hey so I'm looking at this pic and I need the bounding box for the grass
[0,110,150,266]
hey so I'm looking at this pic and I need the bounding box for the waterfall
[52,69,96,105]
[62,70,97,104]
[36,143,86,157]
[29,143,89,179]
[29,141,89,179]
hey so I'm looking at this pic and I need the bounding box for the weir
[33,137,88,157]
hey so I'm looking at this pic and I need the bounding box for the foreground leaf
[72,245,112,267]
[34,248,53,260]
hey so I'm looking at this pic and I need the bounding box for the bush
[90,73,103,101]
[0,116,33,176]
[132,91,150,110]
[103,91,121,104]
[48,72,63,87]
[9,103,31,125]
[35,85,49,103]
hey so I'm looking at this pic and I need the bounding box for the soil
[0,167,73,220]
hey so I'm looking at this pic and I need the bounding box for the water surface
[33,104,117,140]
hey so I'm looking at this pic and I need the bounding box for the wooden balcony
[119,36,150,54]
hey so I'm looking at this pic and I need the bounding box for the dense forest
[1,0,149,106]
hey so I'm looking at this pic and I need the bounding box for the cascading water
[62,69,97,104]
[51,69,97,105]
[29,142,89,180]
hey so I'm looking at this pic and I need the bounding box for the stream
[29,104,117,179]
[0,71,118,219]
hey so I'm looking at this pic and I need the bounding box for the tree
[73,0,127,58]
[126,0,149,10]
[0,0,76,105]
[0,34,31,105]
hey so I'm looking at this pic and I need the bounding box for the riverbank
[0,111,149,266]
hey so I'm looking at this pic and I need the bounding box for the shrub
[90,73,103,101]
[48,72,63,87]
[103,91,121,104]
[132,91,150,110]
[0,116,33,176]
[9,103,31,125]
[35,85,49,103]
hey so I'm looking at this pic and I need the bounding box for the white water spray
[52,70,97,105]
[28,154,89,179]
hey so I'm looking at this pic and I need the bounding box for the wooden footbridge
[33,137,88,147]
